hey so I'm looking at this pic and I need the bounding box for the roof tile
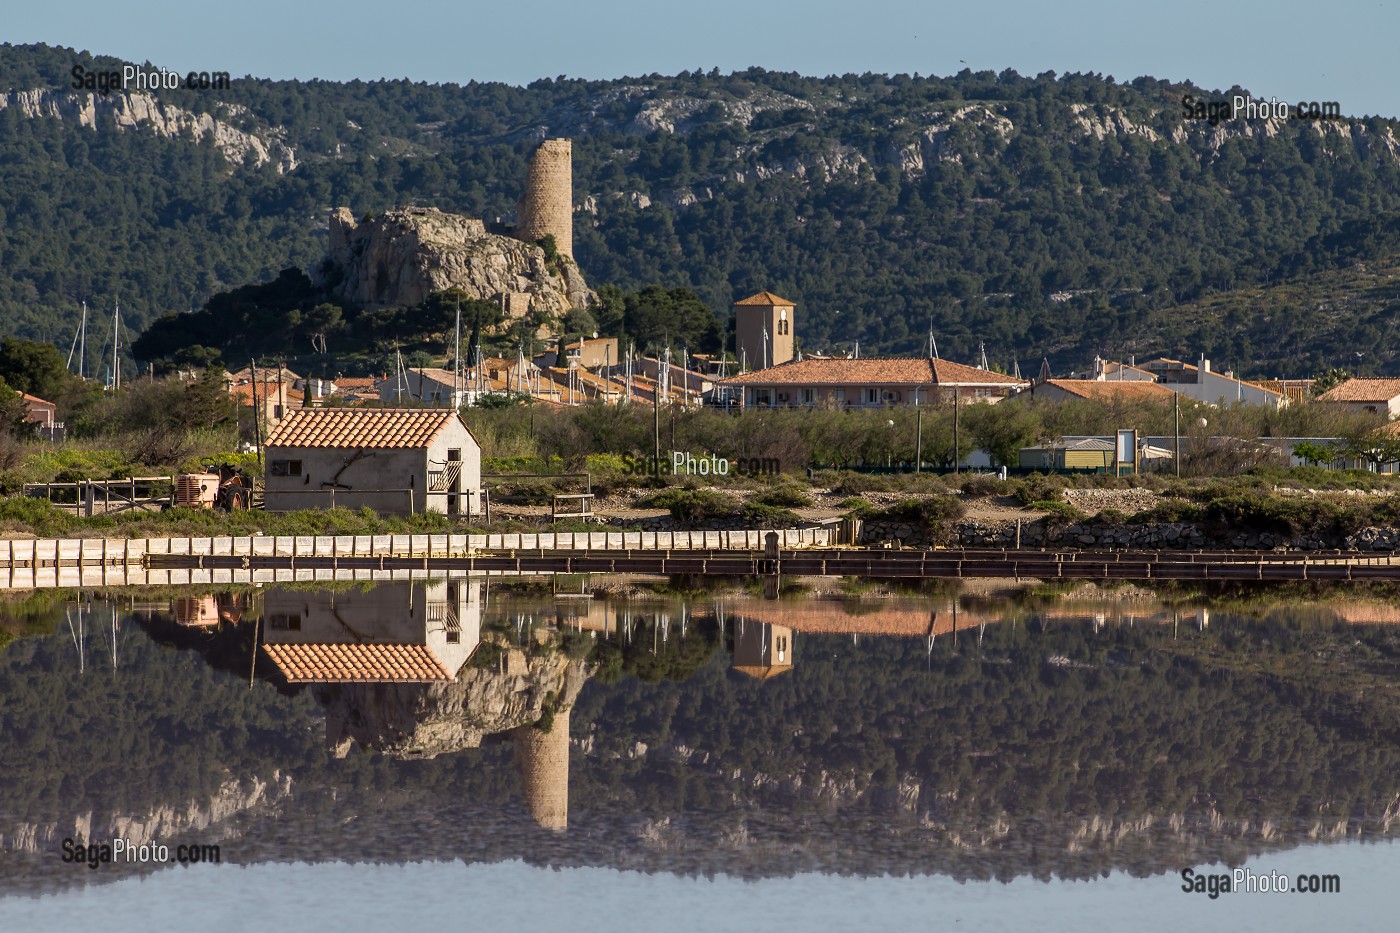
[262,642,452,683]
[265,408,461,449]
[721,357,1025,387]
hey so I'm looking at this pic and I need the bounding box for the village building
[1314,377,1400,419]
[734,291,796,371]
[1023,379,1177,405]
[720,357,1027,409]
[263,408,481,516]
[731,619,794,680]
[261,580,481,684]
[1061,356,1288,408]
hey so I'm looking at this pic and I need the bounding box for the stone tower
[516,139,573,259]
[512,708,570,831]
[734,291,796,371]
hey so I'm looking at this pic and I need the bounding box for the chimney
[1199,354,1211,373]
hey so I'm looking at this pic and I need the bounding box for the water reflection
[1,578,1399,897]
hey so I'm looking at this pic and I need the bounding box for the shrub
[1013,473,1067,506]
[741,502,802,526]
[1031,500,1087,523]
[752,484,813,508]
[960,474,1002,497]
[640,488,741,524]
[867,496,966,528]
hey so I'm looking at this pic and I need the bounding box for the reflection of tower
[512,708,570,831]
[516,139,573,259]
[734,292,796,372]
[731,620,794,680]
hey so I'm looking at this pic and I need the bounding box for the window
[268,613,301,631]
[447,448,461,462]
[800,388,814,404]
[865,388,880,404]
[269,459,302,477]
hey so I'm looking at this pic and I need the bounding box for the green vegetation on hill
[6,43,1400,374]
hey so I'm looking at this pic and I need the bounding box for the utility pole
[915,386,923,474]
[653,379,661,475]
[1174,392,1181,478]
[953,388,960,476]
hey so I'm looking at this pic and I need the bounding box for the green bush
[1014,473,1067,506]
[867,496,966,528]
[752,484,813,508]
[640,488,741,524]
[960,474,1002,497]
[740,502,802,526]
[1031,500,1087,523]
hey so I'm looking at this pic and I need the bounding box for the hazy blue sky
[6,0,1398,117]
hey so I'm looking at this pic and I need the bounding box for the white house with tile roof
[263,408,480,515]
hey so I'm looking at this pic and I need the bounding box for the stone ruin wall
[515,138,574,258]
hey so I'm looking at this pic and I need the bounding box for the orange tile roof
[1317,378,1400,403]
[721,357,1025,387]
[732,664,793,680]
[265,408,462,449]
[734,291,795,306]
[262,643,451,682]
[1042,379,1177,402]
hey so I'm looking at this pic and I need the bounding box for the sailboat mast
[111,299,121,390]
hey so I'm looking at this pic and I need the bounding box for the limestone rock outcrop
[322,206,594,318]
[316,643,591,759]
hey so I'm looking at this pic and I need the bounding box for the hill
[5,42,1400,374]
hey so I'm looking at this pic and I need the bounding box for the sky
[5,0,1399,118]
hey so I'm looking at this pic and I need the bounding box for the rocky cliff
[322,206,594,319]
[317,642,591,759]
[0,88,297,172]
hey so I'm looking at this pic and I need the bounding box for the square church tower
[734,291,795,371]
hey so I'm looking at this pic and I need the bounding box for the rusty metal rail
[140,546,1400,583]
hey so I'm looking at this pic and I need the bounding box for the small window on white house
[447,448,461,462]
[865,388,880,404]
[270,460,302,477]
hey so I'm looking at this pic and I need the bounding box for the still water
[0,577,1397,930]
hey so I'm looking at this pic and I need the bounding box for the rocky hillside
[323,207,593,319]
[5,42,1400,374]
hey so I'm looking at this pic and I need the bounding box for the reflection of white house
[261,580,482,682]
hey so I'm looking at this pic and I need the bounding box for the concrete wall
[264,446,425,513]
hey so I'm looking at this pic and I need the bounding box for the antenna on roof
[978,341,989,371]
[1012,358,1021,380]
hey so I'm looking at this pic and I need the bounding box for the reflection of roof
[1317,378,1400,403]
[732,664,792,680]
[734,291,795,306]
[262,643,452,682]
[1041,379,1176,402]
[722,357,1025,387]
[733,602,987,637]
[265,408,462,448]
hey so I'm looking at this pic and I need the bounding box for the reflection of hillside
[258,580,584,831]
[4,581,1400,895]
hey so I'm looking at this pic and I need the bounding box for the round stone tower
[512,708,570,831]
[516,138,573,259]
